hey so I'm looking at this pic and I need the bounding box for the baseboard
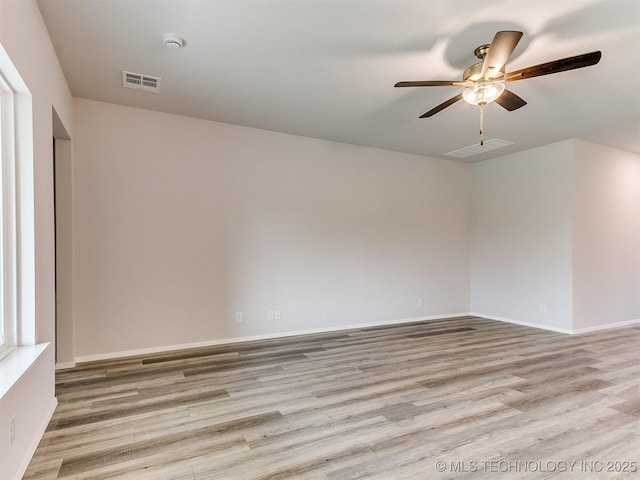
[73,312,473,363]
[471,313,640,335]
[62,313,640,364]
[572,318,640,334]
[55,361,76,371]
[470,312,573,334]
[13,397,57,480]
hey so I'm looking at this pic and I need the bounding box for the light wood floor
[24,316,639,479]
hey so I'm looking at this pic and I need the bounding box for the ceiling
[37,0,640,162]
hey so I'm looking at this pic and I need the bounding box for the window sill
[0,345,15,363]
[0,344,48,400]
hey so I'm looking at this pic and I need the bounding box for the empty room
[0,0,639,479]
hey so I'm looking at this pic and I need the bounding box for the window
[0,43,34,362]
[0,90,3,354]
[0,68,17,360]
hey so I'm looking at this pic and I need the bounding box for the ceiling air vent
[444,138,513,159]
[122,70,160,93]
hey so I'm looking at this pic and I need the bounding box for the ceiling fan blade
[395,80,465,87]
[503,51,602,82]
[495,89,527,111]
[481,31,523,79]
[419,93,463,118]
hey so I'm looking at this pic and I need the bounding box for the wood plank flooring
[24,316,640,479]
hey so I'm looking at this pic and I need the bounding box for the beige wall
[573,139,640,330]
[72,98,471,359]
[0,1,73,479]
[470,139,640,332]
[470,140,575,332]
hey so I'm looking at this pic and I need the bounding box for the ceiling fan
[395,31,601,143]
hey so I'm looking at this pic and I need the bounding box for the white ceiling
[37,0,640,162]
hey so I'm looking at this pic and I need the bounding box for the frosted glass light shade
[462,81,505,106]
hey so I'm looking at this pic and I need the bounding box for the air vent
[444,138,513,159]
[122,70,160,93]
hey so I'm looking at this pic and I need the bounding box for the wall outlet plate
[9,416,16,446]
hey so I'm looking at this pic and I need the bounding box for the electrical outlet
[417,298,424,308]
[274,310,281,321]
[9,416,15,446]
[539,304,547,314]
[268,311,275,321]
[235,312,243,323]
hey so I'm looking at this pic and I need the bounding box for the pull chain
[479,105,484,146]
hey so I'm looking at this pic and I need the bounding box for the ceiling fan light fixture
[462,81,505,106]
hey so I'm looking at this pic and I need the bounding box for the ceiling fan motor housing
[464,61,505,82]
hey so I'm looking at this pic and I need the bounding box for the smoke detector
[163,33,185,49]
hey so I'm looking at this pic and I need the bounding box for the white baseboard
[73,312,473,363]
[13,397,57,480]
[572,318,640,334]
[470,312,573,334]
[65,313,640,364]
[471,312,640,335]
[55,361,76,371]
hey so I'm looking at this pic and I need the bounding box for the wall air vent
[122,70,160,93]
[444,138,513,159]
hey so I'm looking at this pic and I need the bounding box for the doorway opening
[53,108,73,367]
